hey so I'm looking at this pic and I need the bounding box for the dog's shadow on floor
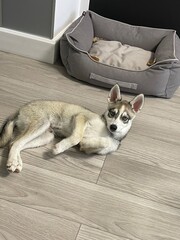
[42,149,55,160]
[0,147,10,177]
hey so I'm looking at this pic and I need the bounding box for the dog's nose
[110,124,117,132]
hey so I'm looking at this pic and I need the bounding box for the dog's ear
[130,94,144,113]
[108,84,122,103]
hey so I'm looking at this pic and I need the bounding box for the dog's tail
[0,114,17,147]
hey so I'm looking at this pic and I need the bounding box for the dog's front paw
[7,156,22,173]
[52,141,70,155]
[52,146,60,155]
[52,143,64,155]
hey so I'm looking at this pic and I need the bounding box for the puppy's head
[103,84,144,140]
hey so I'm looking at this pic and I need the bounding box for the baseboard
[0,27,65,63]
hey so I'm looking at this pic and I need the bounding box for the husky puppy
[0,84,144,173]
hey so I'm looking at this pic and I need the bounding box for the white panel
[0,27,64,63]
[54,0,90,37]
[78,0,90,15]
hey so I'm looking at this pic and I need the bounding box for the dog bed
[60,11,180,98]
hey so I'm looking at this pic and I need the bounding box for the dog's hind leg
[53,114,87,155]
[22,129,54,150]
[7,121,50,173]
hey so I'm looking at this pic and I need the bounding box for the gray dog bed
[60,11,180,98]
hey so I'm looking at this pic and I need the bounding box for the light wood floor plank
[22,147,104,183]
[0,199,79,240]
[98,154,180,208]
[77,225,125,240]
[112,132,180,173]
[0,52,107,113]
[0,164,180,240]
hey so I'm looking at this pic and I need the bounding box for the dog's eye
[108,109,116,118]
[121,115,129,123]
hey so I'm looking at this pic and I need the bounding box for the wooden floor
[0,51,180,240]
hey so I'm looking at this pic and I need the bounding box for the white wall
[54,0,90,37]
[78,0,90,16]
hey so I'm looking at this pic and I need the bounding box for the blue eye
[121,115,129,123]
[108,109,116,118]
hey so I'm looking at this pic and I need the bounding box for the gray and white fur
[0,84,144,173]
